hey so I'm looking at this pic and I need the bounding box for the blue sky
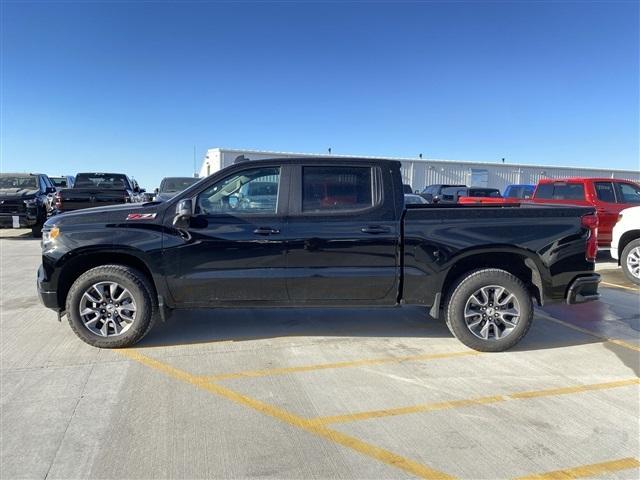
[2,1,638,189]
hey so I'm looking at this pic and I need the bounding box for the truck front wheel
[66,265,157,348]
[444,268,533,352]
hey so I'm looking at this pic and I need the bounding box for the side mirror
[432,195,441,204]
[139,188,146,194]
[154,188,159,195]
[173,199,193,228]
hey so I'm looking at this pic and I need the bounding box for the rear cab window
[75,173,130,189]
[535,182,584,200]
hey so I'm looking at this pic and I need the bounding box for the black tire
[620,239,640,286]
[31,222,43,237]
[444,268,533,352]
[66,265,157,348]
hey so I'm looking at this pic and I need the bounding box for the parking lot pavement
[1,230,639,479]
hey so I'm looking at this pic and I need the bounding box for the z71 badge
[126,213,157,221]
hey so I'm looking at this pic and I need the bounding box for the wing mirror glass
[173,199,193,227]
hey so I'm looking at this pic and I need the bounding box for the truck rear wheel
[444,268,533,352]
[66,265,157,348]
[620,239,640,285]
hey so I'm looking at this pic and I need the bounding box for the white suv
[611,206,640,285]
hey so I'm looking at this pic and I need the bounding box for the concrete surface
[1,228,639,479]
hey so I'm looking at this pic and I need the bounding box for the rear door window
[615,182,640,204]
[594,182,616,203]
[302,166,378,212]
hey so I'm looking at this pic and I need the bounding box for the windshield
[50,177,68,188]
[160,177,200,193]
[0,175,38,189]
[75,173,129,189]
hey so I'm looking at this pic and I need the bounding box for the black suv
[0,173,57,236]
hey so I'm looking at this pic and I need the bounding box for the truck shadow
[136,305,603,352]
[0,232,38,241]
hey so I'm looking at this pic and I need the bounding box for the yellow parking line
[514,457,640,479]
[118,349,455,480]
[601,281,639,292]
[509,378,640,399]
[538,314,640,352]
[309,395,505,425]
[311,378,639,425]
[201,350,481,381]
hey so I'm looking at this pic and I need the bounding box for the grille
[0,201,26,215]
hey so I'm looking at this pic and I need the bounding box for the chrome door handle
[253,226,280,235]
[361,225,391,234]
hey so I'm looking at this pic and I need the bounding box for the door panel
[593,182,619,245]
[285,164,400,304]
[164,165,289,306]
[286,219,399,302]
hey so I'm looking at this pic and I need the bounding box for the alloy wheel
[79,281,137,337]
[463,285,521,341]
[627,247,640,279]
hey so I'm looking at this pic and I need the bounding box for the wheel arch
[56,248,160,312]
[618,230,640,264]
[440,248,545,309]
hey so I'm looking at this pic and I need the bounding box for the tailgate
[60,189,128,211]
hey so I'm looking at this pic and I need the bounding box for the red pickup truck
[531,178,640,247]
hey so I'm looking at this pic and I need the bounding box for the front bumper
[37,264,59,310]
[0,214,37,228]
[566,274,601,304]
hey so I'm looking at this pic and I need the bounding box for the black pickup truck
[55,172,139,212]
[37,158,600,351]
[0,173,57,236]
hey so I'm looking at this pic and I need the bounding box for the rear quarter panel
[402,205,595,307]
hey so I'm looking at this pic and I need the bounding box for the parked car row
[0,171,148,236]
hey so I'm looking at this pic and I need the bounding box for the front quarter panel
[40,205,170,309]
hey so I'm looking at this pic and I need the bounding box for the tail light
[54,192,63,210]
[581,213,598,261]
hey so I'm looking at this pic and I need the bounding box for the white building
[200,147,640,192]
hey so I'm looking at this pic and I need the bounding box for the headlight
[42,226,60,243]
[23,198,37,206]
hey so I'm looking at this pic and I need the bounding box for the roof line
[206,147,639,174]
